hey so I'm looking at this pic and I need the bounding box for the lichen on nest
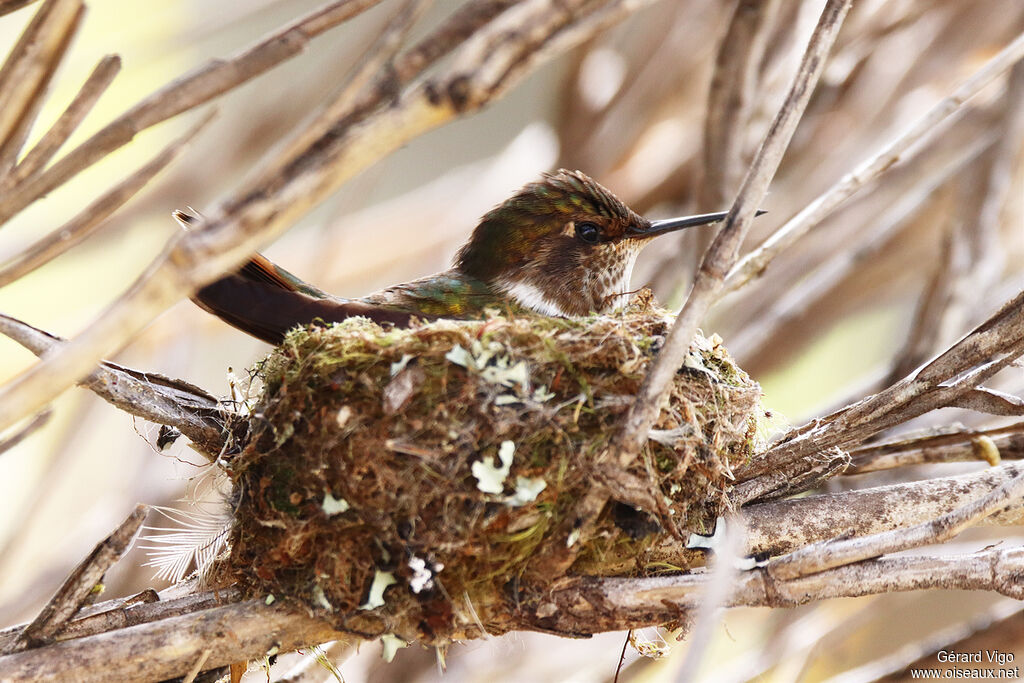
[221,299,763,643]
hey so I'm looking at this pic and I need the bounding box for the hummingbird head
[455,169,729,316]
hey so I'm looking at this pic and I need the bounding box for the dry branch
[0,586,235,651]
[0,0,387,227]
[766,467,1024,579]
[0,598,349,682]
[742,462,1024,556]
[0,112,213,287]
[735,286,1024,503]
[0,0,83,170]
[847,423,1024,474]
[0,314,229,456]
[724,29,1024,295]
[0,0,39,18]
[3,505,146,654]
[615,0,850,464]
[3,54,121,187]
[0,409,49,456]
[520,548,1024,634]
[590,462,1024,574]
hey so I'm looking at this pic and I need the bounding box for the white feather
[497,279,569,316]
[139,506,231,584]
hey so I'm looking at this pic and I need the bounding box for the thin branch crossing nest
[220,299,763,643]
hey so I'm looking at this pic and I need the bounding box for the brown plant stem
[2,54,121,187]
[3,505,146,654]
[724,29,1024,295]
[0,0,387,226]
[0,0,83,170]
[766,467,1024,580]
[846,424,1024,474]
[0,112,213,287]
[0,314,229,457]
[735,287,1024,503]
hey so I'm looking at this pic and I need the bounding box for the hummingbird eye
[575,221,600,244]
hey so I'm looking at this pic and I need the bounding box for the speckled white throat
[497,279,570,316]
[496,243,641,317]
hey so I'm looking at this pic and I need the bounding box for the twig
[615,0,850,464]
[3,54,121,187]
[0,314,229,457]
[0,0,652,432]
[0,409,50,456]
[276,640,349,682]
[0,111,214,287]
[725,132,992,362]
[3,504,147,654]
[399,0,518,79]
[735,287,1024,502]
[766,468,1024,580]
[0,0,83,169]
[847,423,1024,474]
[0,587,238,651]
[0,0,387,226]
[741,463,1024,557]
[724,29,1024,295]
[699,0,780,210]
[182,648,213,683]
[0,0,39,17]
[613,630,630,683]
[0,598,349,682]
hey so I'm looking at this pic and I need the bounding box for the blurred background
[0,0,1023,680]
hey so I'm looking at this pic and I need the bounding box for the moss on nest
[222,300,762,642]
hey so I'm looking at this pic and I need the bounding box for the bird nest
[219,297,763,643]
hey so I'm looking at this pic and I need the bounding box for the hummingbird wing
[238,253,330,299]
[362,271,506,317]
[193,260,432,345]
[175,212,433,344]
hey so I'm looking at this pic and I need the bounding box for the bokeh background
[0,0,1023,680]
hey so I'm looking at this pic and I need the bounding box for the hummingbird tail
[193,254,426,345]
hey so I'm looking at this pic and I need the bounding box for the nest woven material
[223,299,763,642]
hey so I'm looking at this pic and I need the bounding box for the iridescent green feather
[363,270,518,317]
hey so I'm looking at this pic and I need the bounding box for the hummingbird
[182,169,741,345]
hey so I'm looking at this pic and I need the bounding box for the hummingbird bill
[181,170,740,345]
